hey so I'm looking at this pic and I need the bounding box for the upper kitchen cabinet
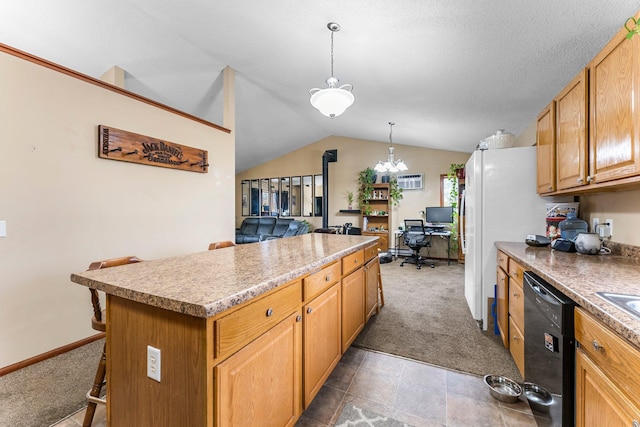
[588,24,640,185]
[536,101,556,194]
[556,69,589,191]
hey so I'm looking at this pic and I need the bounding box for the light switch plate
[0,221,6,237]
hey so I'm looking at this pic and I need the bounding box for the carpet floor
[353,259,522,382]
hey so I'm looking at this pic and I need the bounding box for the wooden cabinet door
[215,311,302,427]
[575,348,640,427]
[341,268,365,352]
[496,266,508,348]
[556,68,588,190]
[303,283,341,408]
[509,316,525,377]
[364,257,380,321]
[537,101,556,194]
[589,29,640,184]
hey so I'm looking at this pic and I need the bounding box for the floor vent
[396,173,423,190]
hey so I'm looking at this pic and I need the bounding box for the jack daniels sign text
[98,125,209,173]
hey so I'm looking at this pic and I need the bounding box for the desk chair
[400,219,434,269]
[84,255,143,427]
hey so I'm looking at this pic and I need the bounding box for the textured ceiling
[1,1,639,172]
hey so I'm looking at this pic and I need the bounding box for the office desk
[393,229,452,266]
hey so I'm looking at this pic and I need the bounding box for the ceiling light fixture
[309,22,354,118]
[374,122,408,174]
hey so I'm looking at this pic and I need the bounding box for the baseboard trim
[0,333,105,377]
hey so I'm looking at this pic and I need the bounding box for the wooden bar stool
[208,240,235,250]
[83,255,142,427]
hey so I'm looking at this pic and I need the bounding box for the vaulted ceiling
[1,1,638,172]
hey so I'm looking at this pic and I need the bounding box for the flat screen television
[425,206,454,224]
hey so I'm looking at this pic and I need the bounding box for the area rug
[353,260,522,381]
[335,403,413,427]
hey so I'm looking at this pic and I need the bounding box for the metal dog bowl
[522,382,554,412]
[483,375,523,403]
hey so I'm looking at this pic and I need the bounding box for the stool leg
[83,343,106,427]
[378,272,385,308]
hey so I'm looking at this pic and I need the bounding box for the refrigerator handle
[460,189,466,254]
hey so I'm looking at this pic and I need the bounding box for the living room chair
[400,219,434,269]
[83,255,143,427]
[208,240,236,250]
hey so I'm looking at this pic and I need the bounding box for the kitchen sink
[596,292,640,320]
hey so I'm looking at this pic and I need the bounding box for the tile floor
[51,347,536,427]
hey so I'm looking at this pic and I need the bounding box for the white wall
[0,49,235,368]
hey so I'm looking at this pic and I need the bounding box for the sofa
[235,217,309,244]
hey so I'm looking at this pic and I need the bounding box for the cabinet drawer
[342,249,364,276]
[497,250,508,273]
[508,279,525,329]
[216,280,302,360]
[574,308,640,400]
[507,258,525,287]
[364,242,379,262]
[303,262,341,302]
[509,316,525,377]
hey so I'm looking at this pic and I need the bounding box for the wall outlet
[592,218,599,233]
[0,221,6,237]
[147,345,161,382]
[605,218,613,238]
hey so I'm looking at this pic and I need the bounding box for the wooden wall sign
[98,125,208,173]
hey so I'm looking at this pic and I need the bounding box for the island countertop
[496,241,640,349]
[71,233,377,318]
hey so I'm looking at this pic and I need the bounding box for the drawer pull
[632,420,639,427]
[266,308,273,317]
[513,335,520,341]
[512,292,520,298]
[592,340,604,352]
[326,275,331,281]
[354,258,358,263]
[307,307,313,314]
[296,315,302,322]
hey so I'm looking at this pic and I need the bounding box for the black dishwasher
[523,271,576,427]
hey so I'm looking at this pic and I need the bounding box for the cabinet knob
[592,340,604,352]
[548,186,553,191]
[266,308,273,317]
[513,335,520,341]
[512,292,520,298]
[632,420,639,427]
[296,315,302,322]
[307,307,313,314]
[587,175,593,183]
[325,275,331,281]
[577,178,583,184]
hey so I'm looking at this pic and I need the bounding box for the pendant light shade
[309,23,354,118]
[374,122,408,173]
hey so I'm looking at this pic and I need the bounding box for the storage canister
[558,212,588,240]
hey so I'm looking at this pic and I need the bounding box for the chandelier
[309,22,354,118]
[374,122,408,173]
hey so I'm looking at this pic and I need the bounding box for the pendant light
[309,22,354,118]
[374,122,408,173]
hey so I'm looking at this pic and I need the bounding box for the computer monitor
[425,206,454,224]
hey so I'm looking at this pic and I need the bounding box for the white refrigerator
[461,146,567,330]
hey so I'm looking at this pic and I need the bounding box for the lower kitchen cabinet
[496,251,509,348]
[215,310,302,427]
[341,267,365,352]
[574,308,640,427]
[303,283,341,408]
[575,348,639,427]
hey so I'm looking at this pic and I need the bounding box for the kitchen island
[71,233,381,427]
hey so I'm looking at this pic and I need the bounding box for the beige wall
[0,50,235,367]
[235,136,470,258]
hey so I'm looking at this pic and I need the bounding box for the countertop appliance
[524,271,576,426]
[461,146,569,329]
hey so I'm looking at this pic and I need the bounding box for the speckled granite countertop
[71,234,377,318]
[496,242,640,349]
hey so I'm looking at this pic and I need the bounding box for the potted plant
[345,191,354,210]
[388,175,403,207]
[447,163,464,252]
[357,167,376,215]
